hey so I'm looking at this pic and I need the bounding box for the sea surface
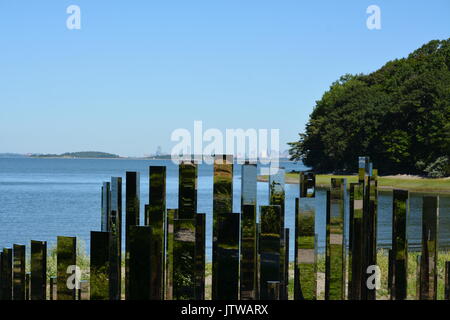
[0,158,449,261]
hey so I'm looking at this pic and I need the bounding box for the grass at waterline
[31,245,450,300]
[204,250,450,300]
[258,173,450,193]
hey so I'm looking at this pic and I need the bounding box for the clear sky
[0,1,449,156]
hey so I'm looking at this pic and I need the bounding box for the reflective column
[240,159,257,300]
[259,205,281,300]
[149,166,166,300]
[391,189,409,300]
[349,182,364,299]
[30,240,47,300]
[173,219,196,300]
[325,179,346,300]
[129,226,152,300]
[364,168,378,300]
[212,155,233,300]
[13,244,25,300]
[165,209,177,300]
[109,177,122,300]
[284,228,289,298]
[195,213,206,300]
[420,196,439,300]
[358,157,371,299]
[295,172,317,300]
[57,236,76,300]
[25,273,30,300]
[90,231,110,300]
[269,168,286,299]
[101,182,111,232]
[240,204,257,300]
[216,213,240,300]
[445,261,450,300]
[125,171,140,300]
[179,161,197,219]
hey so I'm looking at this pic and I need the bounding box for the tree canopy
[289,39,450,177]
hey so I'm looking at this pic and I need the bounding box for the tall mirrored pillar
[30,240,47,300]
[129,226,152,300]
[216,213,239,300]
[240,160,257,300]
[125,171,140,300]
[173,219,196,300]
[212,154,233,300]
[101,182,111,232]
[90,231,110,300]
[109,177,122,300]
[295,172,316,300]
[349,183,364,300]
[391,189,409,300]
[179,161,197,219]
[325,179,346,300]
[195,213,206,300]
[420,196,439,300]
[259,205,281,300]
[269,168,286,299]
[149,166,166,300]
[165,209,177,300]
[13,244,25,300]
[57,236,76,300]
[364,168,378,300]
[240,204,257,300]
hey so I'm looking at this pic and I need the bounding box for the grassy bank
[206,250,450,300]
[34,245,449,300]
[258,173,450,193]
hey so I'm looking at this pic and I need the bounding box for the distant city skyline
[1,1,449,157]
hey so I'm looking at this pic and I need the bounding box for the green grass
[204,250,450,300]
[36,243,449,300]
[259,173,450,193]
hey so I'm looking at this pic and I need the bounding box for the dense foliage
[289,39,450,176]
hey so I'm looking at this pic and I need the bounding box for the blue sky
[0,1,449,156]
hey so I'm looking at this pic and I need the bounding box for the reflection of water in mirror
[0,158,448,262]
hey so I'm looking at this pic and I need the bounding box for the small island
[30,151,121,159]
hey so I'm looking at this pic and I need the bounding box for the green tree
[289,39,450,176]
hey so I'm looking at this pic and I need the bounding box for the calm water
[0,158,449,262]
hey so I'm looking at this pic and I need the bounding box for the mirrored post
[391,189,409,300]
[149,166,166,300]
[325,178,346,300]
[212,154,233,300]
[30,240,47,300]
[57,236,76,300]
[259,205,281,300]
[90,231,110,300]
[125,171,140,300]
[420,196,439,300]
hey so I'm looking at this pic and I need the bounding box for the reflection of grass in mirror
[26,243,450,299]
[211,251,449,300]
[26,239,90,281]
[260,173,450,193]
